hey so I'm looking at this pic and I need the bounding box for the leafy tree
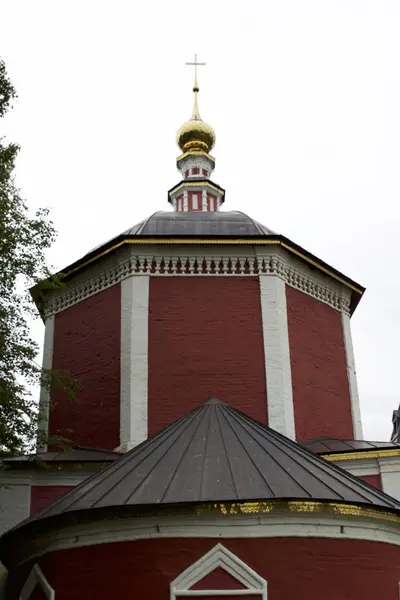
[0,58,58,454]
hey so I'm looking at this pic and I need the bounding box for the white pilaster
[119,275,149,452]
[341,313,363,439]
[379,457,400,501]
[183,191,188,212]
[259,275,296,439]
[202,189,207,211]
[37,315,55,451]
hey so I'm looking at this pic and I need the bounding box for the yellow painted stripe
[321,449,400,461]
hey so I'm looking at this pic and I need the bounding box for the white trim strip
[119,275,149,451]
[259,275,296,440]
[37,315,55,451]
[19,564,54,600]
[341,313,363,439]
[20,512,400,563]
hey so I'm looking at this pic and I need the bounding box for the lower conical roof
[21,399,400,525]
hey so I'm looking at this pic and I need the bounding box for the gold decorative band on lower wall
[191,500,400,524]
[321,449,400,461]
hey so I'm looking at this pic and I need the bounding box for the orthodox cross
[185,54,206,89]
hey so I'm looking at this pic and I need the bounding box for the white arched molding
[16,511,400,562]
[37,315,55,452]
[170,543,267,599]
[258,270,296,440]
[341,313,363,439]
[19,564,55,600]
[119,275,150,452]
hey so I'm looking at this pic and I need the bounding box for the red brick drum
[286,287,354,441]
[8,538,400,600]
[49,285,121,450]
[148,277,268,435]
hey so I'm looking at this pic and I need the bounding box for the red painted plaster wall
[49,285,121,449]
[30,486,73,516]
[9,537,400,600]
[286,286,353,441]
[148,277,268,435]
[358,474,382,490]
[191,567,246,589]
[30,587,48,600]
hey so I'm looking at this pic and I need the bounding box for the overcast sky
[2,1,399,441]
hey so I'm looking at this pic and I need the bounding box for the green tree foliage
[0,59,58,454]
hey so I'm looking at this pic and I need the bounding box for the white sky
[2,0,399,441]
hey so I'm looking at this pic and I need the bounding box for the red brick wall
[30,486,73,516]
[358,474,382,490]
[148,277,267,435]
[286,286,353,441]
[49,285,121,449]
[9,537,400,600]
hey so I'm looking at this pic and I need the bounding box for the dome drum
[176,152,215,180]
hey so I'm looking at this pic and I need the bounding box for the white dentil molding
[43,247,351,318]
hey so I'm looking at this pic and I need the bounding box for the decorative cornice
[168,180,225,197]
[323,449,400,461]
[177,150,215,163]
[43,252,351,317]
[59,238,364,299]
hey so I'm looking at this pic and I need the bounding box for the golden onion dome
[177,86,215,154]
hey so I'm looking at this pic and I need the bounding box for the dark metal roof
[301,437,400,455]
[21,399,400,524]
[3,447,122,465]
[90,211,275,253]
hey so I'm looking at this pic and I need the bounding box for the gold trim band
[168,181,224,196]
[322,449,400,461]
[199,500,400,524]
[177,151,215,163]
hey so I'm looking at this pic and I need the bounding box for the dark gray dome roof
[123,211,276,237]
[16,399,400,523]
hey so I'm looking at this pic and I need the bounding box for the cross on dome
[173,54,220,213]
[185,53,206,92]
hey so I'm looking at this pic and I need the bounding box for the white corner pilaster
[119,275,149,452]
[37,315,55,452]
[259,274,296,439]
[341,313,363,439]
[379,457,400,501]
[202,189,207,211]
[183,191,188,212]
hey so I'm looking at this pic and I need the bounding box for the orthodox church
[1,60,400,599]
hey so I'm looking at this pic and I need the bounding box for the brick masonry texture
[286,286,354,441]
[30,486,73,516]
[49,285,121,450]
[148,277,268,435]
[8,538,400,600]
